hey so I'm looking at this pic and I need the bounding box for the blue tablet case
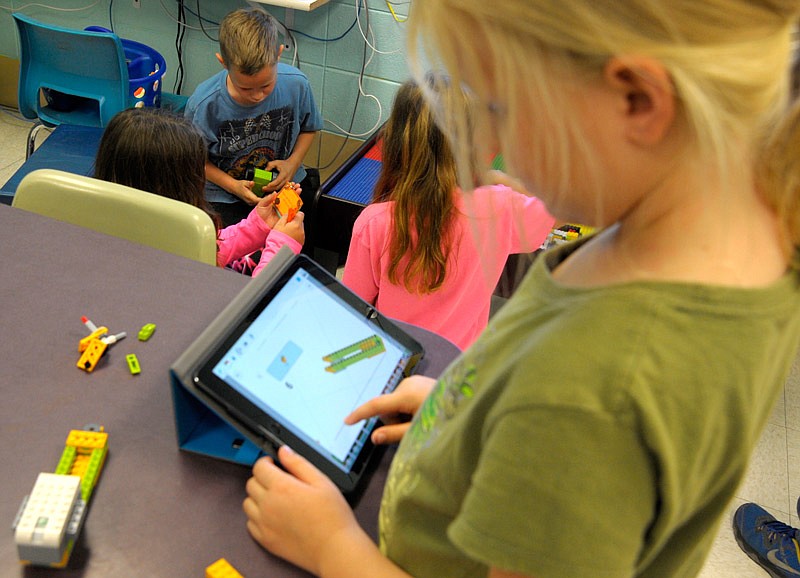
[169,247,297,465]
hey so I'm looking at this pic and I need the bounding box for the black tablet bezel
[192,255,424,495]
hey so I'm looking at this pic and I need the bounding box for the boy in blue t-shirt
[185,7,323,229]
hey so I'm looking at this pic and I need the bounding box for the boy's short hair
[219,7,281,76]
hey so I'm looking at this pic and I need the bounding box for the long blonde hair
[373,75,460,293]
[408,1,800,245]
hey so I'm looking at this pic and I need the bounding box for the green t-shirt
[379,239,800,578]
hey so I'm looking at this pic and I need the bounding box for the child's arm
[345,375,436,444]
[244,447,535,578]
[244,446,413,578]
[515,195,556,252]
[216,193,279,267]
[205,160,262,205]
[263,131,317,192]
[250,212,305,277]
[485,171,557,252]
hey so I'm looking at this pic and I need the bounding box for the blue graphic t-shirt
[185,64,323,203]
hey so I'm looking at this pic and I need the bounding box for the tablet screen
[194,257,422,486]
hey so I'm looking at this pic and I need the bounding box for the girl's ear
[215,53,225,68]
[603,57,676,146]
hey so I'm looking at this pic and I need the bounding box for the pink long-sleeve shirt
[216,207,302,277]
[343,185,555,350]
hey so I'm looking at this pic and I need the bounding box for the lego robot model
[12,427,108,568]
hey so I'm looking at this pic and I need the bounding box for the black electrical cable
[196,0,218,42]
[182,3,219,27]
[311,0,370,172]
[173,0,187,94]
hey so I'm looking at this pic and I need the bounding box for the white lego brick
[14,473,80,549]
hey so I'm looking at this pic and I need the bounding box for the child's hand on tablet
[243,446,373,574]
[344,375,437,445]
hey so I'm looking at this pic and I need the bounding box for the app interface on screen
[212,268,409,470]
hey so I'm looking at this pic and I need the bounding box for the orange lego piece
[274,185,302,222]
[206,557,244,578]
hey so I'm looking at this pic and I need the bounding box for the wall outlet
[133,0,140,7]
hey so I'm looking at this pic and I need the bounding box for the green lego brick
[54,446,77,475]
[79,448,107,501]
[251,168,274,197]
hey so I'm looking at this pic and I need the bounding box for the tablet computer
[191,254,424,497]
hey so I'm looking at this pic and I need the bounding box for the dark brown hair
[94,107,221,230]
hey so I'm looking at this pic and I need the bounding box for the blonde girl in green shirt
[241,2,800,577]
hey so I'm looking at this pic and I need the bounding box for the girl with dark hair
[94,107,304,276]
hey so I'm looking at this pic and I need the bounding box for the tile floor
[2,106,799,578]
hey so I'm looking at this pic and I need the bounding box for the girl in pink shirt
[94,108,304,276]
[343,76,554,349]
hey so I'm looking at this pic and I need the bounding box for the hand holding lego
[273,210,305,245]
[243,446,369,575]
[255,191,281,228]
[263,158,300,193]
[251,167,276,198]
[344,375,437,445]
[232,179,262,205]
[274,183,303,222]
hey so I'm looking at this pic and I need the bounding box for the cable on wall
[323,0,383,138]
[309,0,380,171]
[356,0,402,56]
[173,0,187,94]
[0,0,104,12]
[385,0,407,23]
[195,0,218,42]
[157,0,211,32]
[289,11,359,43]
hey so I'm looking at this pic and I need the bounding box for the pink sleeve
[251,230,303,278]
[515,193,555,253]
[342,211,380,305]
[216,208,271,267]
[496,187,555,253]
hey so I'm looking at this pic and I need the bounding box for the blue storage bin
[84,27,166,108]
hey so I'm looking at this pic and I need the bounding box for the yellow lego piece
[76,338,107,372]
[66,430,109,450]
[78,327,108,352]
[206,557,244,578]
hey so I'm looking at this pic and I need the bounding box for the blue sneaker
[733,502,800,577]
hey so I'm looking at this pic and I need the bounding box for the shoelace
[759,519,800,545]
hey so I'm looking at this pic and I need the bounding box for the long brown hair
[373,74,460,293]
[94,107,222,230]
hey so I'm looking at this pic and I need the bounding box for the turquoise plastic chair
[13,13,129,131]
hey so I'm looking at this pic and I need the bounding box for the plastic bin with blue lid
[84,26,166,109]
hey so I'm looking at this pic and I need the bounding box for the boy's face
[225,63,279,106]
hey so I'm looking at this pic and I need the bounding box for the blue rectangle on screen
[268,341,303,380]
